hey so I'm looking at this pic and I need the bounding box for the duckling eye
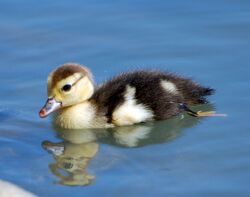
[62,84,72,92]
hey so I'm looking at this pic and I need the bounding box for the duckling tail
[184,86,215,105]
[199,87,215,96]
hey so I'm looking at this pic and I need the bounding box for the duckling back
[90,70,214,125]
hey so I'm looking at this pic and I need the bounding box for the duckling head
[39,63,94,118]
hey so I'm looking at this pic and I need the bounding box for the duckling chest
[54,102,109,129]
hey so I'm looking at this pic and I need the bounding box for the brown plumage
[50,63,92,89]
[90,70,214,122]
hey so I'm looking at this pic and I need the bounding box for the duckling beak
[39,98,62,118]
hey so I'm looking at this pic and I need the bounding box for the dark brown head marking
[50,63,92,88]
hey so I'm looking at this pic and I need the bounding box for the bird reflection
[42,139,99,186]
[42,104,214,186]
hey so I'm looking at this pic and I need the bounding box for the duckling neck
[54,101,111,129]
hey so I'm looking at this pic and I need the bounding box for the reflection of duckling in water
[103,103,216,147]
[42,103,216,186]
[39,63,224,129]
[42,140,98,186]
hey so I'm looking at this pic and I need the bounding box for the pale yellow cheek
[51,89,63,101]
[76,77,94,101]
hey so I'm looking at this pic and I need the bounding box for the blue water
[0,0,250,196]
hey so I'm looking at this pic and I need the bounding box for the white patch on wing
[161,80,178,94]
[112,85,153,126]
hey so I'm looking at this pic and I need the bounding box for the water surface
[0,0,250,196]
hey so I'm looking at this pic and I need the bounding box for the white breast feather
[112,86,153,126]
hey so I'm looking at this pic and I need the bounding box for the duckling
[39,63,215,129]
